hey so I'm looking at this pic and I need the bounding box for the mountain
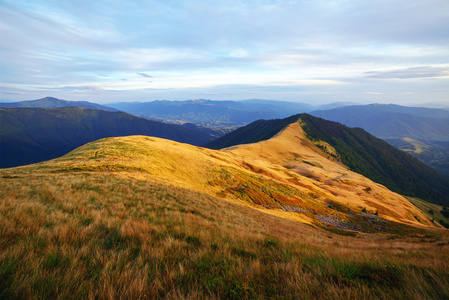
[0,107,216,168]
[310,104,449,140]
[314,101,359,110]
[1,116,448,299]
[0,96,118,112]
[309,104,449,176]
[205,113,449,206]
[107,99,313,127]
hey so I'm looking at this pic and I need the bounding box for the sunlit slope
[2,150,448,299]
[24,119,433,231]
[226,120,432,227]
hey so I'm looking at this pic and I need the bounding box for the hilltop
[207,114,449,206]
[0,107,217,168]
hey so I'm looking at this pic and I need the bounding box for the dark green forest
[0,107,216,168]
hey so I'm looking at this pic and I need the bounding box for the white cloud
[365,66,449,79]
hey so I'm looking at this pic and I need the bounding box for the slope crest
[27,127,434,231]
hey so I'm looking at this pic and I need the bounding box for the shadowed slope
[0,107,215,168]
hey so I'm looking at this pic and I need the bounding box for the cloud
[137,72,153,78]
[1,0,448,105]
[365,66,449,79]
[84,86,105,92]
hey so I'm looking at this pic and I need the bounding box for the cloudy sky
[1,0,448,105]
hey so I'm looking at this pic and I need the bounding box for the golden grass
[1,121,447,298]
[21,121,433,229]
[1,170,448,299]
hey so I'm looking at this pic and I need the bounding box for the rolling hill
[1,115,448,298]
[0,107,217,168]
[0,96,118,112]
[206,114,449,206]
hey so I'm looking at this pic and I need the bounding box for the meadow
[1,167,448,299]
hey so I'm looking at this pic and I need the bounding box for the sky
[1,0,448,105]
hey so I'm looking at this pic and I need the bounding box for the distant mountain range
[107,99,315,127]
[310,104,449,140]
[206,113,449,206]
[0,107,217,168]
[0,96,118,112]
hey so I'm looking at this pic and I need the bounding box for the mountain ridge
[0,96,118,112]
[9,120,432,229]
[107,99,313,127]
[0,107,217,168]
[205,113,449,206]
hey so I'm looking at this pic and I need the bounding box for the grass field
[1,169,449,299]
[1,128,448,299]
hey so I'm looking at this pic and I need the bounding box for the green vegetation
[407,197,449,229]
[204,113,449,206]
[2,113,449,298]
[442,207,449,218]
[300,114,449,206]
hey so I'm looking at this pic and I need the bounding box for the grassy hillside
[1,133,448,299]
[300,114,449,206]
[206,113,449,206]
[0,107,215,168]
